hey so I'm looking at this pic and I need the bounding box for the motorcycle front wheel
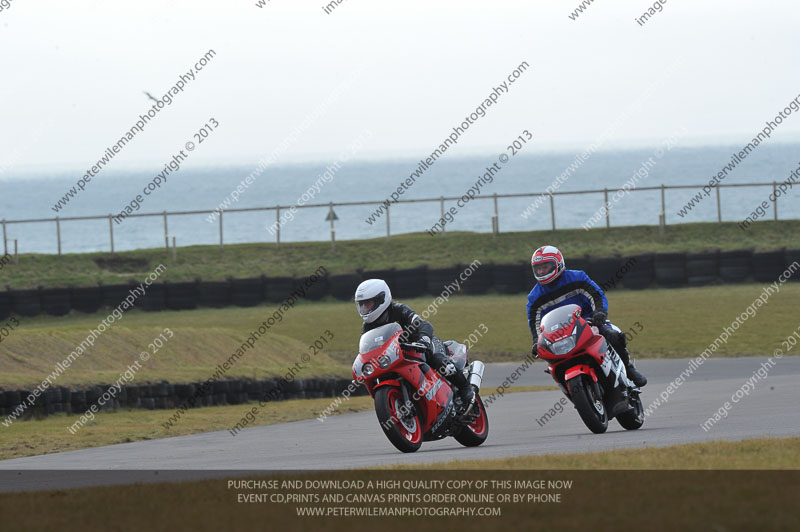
[375,386,423,453]
[617,392,645,430]
[567,376,608,434]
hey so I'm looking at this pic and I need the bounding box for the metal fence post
[549,194,556,231]
[219,211,223,250]
[660,184,666,223]
[172,236,177,260]
[386,204,391,241]
[604,188,610,229]
[715,186,722,223]
[329,202,336,250]
[493,193,499,235]
[440,196,446,237]
[2,219,7,256]
[56,216,61,255]
[13,239,18,265]
[163,211,169,250]
[108,214,115,254]
[276,206,281,247]
[773,181,779,221]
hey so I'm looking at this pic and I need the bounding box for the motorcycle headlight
[362,363,375,376]
[551,336,577,356]
[377,355,391,369]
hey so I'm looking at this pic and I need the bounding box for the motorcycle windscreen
[358,323,403,354]
[540,304,581,335]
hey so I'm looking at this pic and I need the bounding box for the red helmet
[531,246,565,284]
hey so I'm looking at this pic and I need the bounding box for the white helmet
[355,279,391,323]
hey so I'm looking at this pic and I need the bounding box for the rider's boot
[620,348,647,387]
[447,368,475,413]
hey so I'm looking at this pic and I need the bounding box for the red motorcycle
[353,323,489,453]
[537,304,644,434]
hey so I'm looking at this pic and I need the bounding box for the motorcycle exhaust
[468,361,485,391]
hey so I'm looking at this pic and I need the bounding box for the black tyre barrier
[2,249,793,324]
[425,266,460,296]
[304,271,330,301]
[70,286,102,313]
[3,390,21,408]
[786,249,800,281]
[686,251,719,287]
[585,257,621,289]
[0,291,12,320]
[753,250,787,283]
[166,281,198,310]
[138,282,167,312]
[152,382,171,397]
[567,257,592,277]
[114,387,127,405]
[40,287,71,316]
[303,378,324,399]
[262,378,282,400]
[264,276,296,303]
[85,386,103,405]
[245,381,264,400]
[43,388,62,405]
[198,280,231,307]
[10,289,41,317]
[59,387,72,408]
[285,378,305,400]
[461,263,493,295]
[720,250,752,283]
[621,254,655,290]
[70,390,87,412]
[654,252,687,288]
[362,269,396,291]
[230,277,265,307]
[101,283,134,309]
[0,375,373,419]
[393,267,428,298]
[175,384,196,399]
[328,273,361,301]
[124,385,141,407]
[492,263,528,294]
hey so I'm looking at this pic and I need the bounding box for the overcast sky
[1,0,799,175]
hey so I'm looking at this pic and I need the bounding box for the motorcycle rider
[527,246,647,387]
[355,278,476,411]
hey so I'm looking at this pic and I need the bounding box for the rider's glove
[590,311,608,327]
[442,362,457,376]
[418,335,432,353]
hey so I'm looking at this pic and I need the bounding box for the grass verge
[384,436,800,470]
[3,283,798,388]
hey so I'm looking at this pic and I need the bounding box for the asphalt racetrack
[1,357,797,492]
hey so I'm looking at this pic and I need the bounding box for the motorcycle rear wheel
[567,376,608,434]
[375,386,423,453]
[454,394,489,447]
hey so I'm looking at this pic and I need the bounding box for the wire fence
[1,181,796,257]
